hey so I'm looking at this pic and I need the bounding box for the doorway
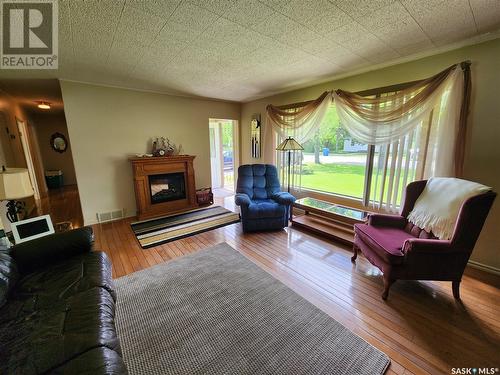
[209,119,237,197]
[0,79,83,231]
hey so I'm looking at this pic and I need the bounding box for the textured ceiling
[1,0,500,102]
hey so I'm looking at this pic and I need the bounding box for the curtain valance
[266,91,331,143]
[333,65,456,123]
[332,65,463,147]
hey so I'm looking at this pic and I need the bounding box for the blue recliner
[235,164,296,232]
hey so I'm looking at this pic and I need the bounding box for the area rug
[114,243,390,374]
[130,206,240,248]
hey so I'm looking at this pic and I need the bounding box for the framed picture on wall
[251,114,261,159]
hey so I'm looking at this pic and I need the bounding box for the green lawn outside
[300,161,413,204]
[300,163,366,198]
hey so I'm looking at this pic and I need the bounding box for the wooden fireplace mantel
[130,155,197,221]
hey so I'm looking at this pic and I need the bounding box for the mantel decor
[129,155,197,221]
[151,137,183,157]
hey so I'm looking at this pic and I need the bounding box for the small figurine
[172,143,183,155]
[152,136,176,157]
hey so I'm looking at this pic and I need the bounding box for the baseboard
[467,260,500,276]
[84,213,136,226]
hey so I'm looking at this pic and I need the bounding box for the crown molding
[58,79,242,105]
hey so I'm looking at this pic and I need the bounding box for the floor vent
[96,209,125,223]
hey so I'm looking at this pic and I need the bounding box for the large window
[299,105,368,199]
[282,83,437,211]
[272,65,464,212]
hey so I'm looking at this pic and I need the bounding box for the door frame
[209,119,239,191]
[17,118,41,200]
[209,122,223,189]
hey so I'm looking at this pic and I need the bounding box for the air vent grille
[96,209,125,223]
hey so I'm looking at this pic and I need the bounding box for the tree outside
[299,106,369,199]
[301,106,350,162]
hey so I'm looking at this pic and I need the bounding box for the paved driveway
[303,153,367,166]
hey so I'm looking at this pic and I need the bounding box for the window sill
[291,187,386,214]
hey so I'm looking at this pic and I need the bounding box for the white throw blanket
[407,177,491,240]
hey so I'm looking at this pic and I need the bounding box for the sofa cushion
[15,251,115,302]
[48,347,128,375]
[0,287,120,375]
[355,224,415,265]
[236,164,281,199]
[10,227,94,275]
[246,199,287,219]
[1,252,115,324]
[404,222,437,239]
[0,250,18,308]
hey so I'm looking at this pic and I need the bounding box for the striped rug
[131,206,240,248]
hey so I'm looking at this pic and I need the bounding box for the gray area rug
[115,243,390,375]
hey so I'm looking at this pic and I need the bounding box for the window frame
[292,79,426,207]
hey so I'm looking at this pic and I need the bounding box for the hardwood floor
[37,184,84,229]
[91,195,500,375]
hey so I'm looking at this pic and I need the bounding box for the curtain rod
[274,92,330,110]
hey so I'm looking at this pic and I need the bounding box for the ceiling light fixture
[37,101,51,110]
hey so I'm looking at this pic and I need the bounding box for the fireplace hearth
[130,156,197,220]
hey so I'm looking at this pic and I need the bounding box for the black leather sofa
[0,227,127,374]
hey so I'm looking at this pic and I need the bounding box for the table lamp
[0,167,35,222]
[276,136,304,192]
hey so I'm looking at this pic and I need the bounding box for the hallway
[38,185,83,230]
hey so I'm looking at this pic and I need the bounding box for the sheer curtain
[267,91,332,142]
[337,65,466,211]
[265,62,471,209]
[267,91,332,189]
[370,115,435,212]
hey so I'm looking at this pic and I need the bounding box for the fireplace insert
[148,172,186,204]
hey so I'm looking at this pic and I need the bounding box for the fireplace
[149,172,186,204]
[130,155,197,220]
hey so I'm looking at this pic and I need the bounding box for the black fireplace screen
[148,172,186,204]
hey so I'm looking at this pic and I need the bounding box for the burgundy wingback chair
[352,180,496,300]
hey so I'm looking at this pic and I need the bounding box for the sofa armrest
[10,227,94,275]
[368,214,406,228]
[271,192,296,205]
[235,193,251,207]
[402,238,454,255]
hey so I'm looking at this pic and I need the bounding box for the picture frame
[251,114,261,159]
[11,214,55,244]
[50,132,68,153]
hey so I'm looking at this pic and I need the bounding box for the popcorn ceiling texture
[1,0,499,101]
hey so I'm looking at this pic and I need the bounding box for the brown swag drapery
[266,62,471,178]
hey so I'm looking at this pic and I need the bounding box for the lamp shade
[276,136,304,151]
[0,168,34,200]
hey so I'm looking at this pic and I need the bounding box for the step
[292,214,355,245]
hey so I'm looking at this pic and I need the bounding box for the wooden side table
[291,197,368,245]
